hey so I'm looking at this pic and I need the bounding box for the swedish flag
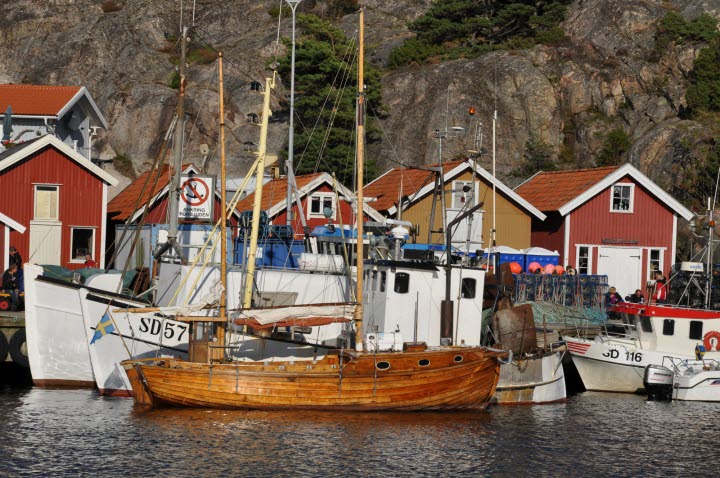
[90,313,115,344]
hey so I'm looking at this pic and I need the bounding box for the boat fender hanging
[0,332,8,362]
[9,329,29,368]
[703,330,720,352]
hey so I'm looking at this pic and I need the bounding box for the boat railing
[595,321,642,348]
[660,355,720,375]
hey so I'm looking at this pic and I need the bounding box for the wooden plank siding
[400,170,531,249]
[568,176,675,278]
[3,146,104,269]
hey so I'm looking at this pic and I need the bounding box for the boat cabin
[363,260,486,347]
[614,302,720,356]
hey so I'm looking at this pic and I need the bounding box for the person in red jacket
[652,271,667,304]
[83,254,97,268]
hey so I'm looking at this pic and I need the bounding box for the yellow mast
[216,52,228,359]
[354,3,365,351]
[242,73,276,308]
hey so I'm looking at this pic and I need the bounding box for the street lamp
[286,0,302,226]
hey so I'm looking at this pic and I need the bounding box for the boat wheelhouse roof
[615,302,720,320]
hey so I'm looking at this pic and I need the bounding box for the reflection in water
[0,385,712,477]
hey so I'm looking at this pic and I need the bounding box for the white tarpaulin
[232,303,356,326]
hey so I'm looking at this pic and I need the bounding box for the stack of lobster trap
[514,273,609,308]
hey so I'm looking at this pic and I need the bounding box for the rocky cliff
[0,0,717,202]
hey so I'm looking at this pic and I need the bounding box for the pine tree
[278,14,381,186]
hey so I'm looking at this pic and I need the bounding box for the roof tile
[234,173,325,213]
[107,164,173,221]
[364,160,466,212]
[0,84,82,116]
[514,166,620,211]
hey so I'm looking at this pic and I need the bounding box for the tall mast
[159,25,188,264]
[492,110,497,250]
[242,73,276,308]
[211,52,228,360]
[354,3,365,351]
[218,52,228,321]
[286,0,301,227]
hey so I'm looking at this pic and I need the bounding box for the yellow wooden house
[364,159,545,251]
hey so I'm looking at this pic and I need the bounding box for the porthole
[454,355,463,363]
[376,361,390,370]
[418,359,430,367]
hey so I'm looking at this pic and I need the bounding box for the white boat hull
[673,362,720,401]
[494,351,566,404]
[566,337,691,393]
[24,264,95,388]
[79,289,189,396]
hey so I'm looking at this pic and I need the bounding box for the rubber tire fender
[0,331,8,362]
[9,329,29,368]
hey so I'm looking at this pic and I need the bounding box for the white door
[597,246,641,297]
[447,210,483,251]
[29,221,62,265]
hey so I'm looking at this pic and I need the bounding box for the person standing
[8,246,21,270]
[652,271,667,304]
[2,263,21,311]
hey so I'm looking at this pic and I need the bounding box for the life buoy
[9,329,29,368]
[703,330,720,352]
[0,331,8,362]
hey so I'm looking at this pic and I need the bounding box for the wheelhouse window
[689,321,703,340]
[70,227,95,262]
[380,271,387,292]
[394,272,410,294]
[307,193,335,220]
[610,183,634,213]
[577,246,590,275]
[662,319,675,336]
[461,278,476,299]
[34,185,59,220]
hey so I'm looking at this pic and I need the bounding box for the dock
[0,312,28,368]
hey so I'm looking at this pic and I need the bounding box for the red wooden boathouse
[0,134,118,270]
[515,164,693,296]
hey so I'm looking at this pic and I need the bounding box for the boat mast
[286,0,301,228]
[159,25,188,264]
[242,73,276,308]
[354,3,365,351]
[218,52,228,323]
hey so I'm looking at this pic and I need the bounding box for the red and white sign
[178,174,214,220]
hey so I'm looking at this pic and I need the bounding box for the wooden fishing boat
[122,5,505,411]
[124,346,503,410]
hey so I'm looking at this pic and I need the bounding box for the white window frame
[451,180,479,210]
[307,192,336,220]
[576,245,593,275]
[609,183,635,213]
[647,248,664,280]
[69,227,96,263]
[34,184,60,221]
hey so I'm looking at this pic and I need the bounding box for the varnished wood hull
[122,347,503,411]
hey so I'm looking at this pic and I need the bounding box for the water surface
[0,385,715,477]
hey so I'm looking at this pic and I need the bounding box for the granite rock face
[0,0,717,198]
